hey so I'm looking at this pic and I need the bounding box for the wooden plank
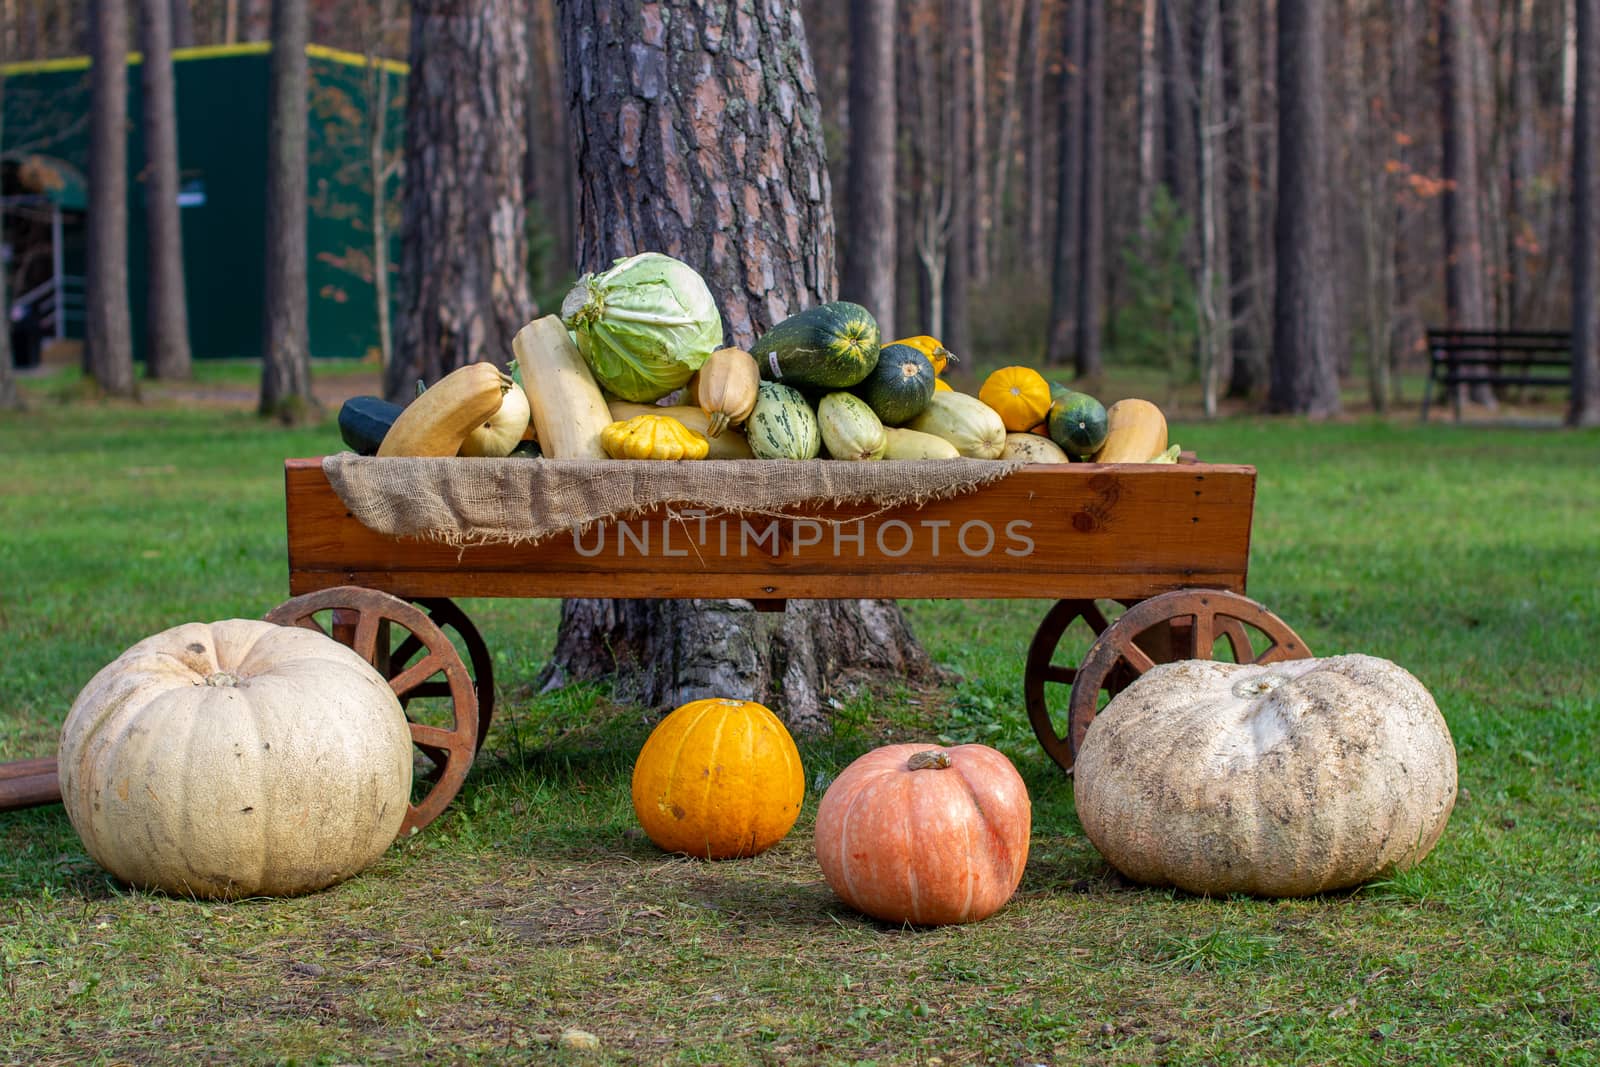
[0,758,60,811]
[284,458,1256,602]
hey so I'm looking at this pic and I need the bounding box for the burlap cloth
[322,453,1028,546]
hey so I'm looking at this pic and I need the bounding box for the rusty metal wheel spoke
[265,587,480,835]
[1023,599,1134,774]
[1062,589,1312,771]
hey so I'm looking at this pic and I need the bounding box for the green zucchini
[751,301,881,389]
[338,395,405,455]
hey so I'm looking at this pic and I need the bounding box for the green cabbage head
[560,252,724,402]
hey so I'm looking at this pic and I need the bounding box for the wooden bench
[1422,328,1573,421]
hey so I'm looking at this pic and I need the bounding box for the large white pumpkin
[58,619,413,899]
[1073,654,1456,897]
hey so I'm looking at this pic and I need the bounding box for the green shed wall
[1,45,404,361]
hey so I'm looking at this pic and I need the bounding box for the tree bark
[841,0,896,336]
[0,69,16,411]
[1572,0,1600,425]
[364,0,399,373]
[527,0,575,286]
[258,0,315,420]
[1137,0,1162,225]
[1045,0,1086,366]
[139,0,192,380]
[1075,0,1106,380]
[1195,0,1229,413]
[86,0,136,397]
[1270,0,1342,415]
[551,0,945,732]
[560,0,834,349]
[942,0,973,358]
[966,0,989,284]
[169,0,192,48]
[1223,0,1267,398]
[385,0,533,401]
[1508,0,1540,326]
[1439,0,1494,406]
[1020,0,1047,269]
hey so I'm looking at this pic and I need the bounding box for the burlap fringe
[322,453,1028,548]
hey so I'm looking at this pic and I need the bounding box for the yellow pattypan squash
[978,366,1053,432]
[601,413,711,460]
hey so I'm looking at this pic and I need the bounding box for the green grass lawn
[1,382,1597,1065]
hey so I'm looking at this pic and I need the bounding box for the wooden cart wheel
[392,598,495,752]
[1062,589,1312,770]
[1024,599,1138,773]
[265,586,478,835]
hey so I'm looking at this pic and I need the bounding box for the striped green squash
[746,382,822,460]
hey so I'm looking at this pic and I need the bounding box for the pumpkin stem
[203,671,243,688]
[906,750,952,771]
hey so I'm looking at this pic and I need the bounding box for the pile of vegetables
[339,253,1181,465]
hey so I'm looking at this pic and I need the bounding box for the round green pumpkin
[1046,389,1109,457]
[854,343,937,425]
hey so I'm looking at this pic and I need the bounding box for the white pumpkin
[58,619,413,899]
[1073,654,1457,898]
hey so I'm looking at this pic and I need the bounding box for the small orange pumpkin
[978,366,1054,431]
[631,698,805,859]
[814,743,1031,925]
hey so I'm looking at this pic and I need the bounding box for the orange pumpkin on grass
[631,698,804,859]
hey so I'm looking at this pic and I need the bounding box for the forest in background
[0,0,1595,421]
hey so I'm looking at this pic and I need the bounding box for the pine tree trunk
[0,71,15,410]
[86,0,135,397]
[966,0,989,284]
[259,0,314,421]
[988,0,1026,275]
[551,0,946,732]
[1223,0,1267,398]
[1270,0,1342,415]
[169,0,192,48]
[1137,0,1161,224]
[1439,0,1494,406]
[841,0,896,336]
[1195,0,1229,413]
[942,0,973,358]
[527,0,574,284]
[1508,0,1539,326]
[1020,0,1047,270]
[1074,0,1106,380]
[1045,0,1085,367]
[139,0,192,380]
[1572,0,1600,425]
[385,0,532,401]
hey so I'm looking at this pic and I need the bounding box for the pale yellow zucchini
[881,426,961,460]
[376,361,511,457]
[513,315,613,459]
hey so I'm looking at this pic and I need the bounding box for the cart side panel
[284,458,1256,602]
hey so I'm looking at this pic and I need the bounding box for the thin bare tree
[1573,0,1600,425]
[86,0,136,397]
[840,0,896,335]
[1270,0,1342,414]
[139,0,192,380]
[259,0,316,420]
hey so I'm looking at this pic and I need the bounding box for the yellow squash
[978,366,1054,431]
[693,346,761,437]
[601,413,711,460]
[376,362,512,457]
[606,400,755,459]
[1091,398,1169,463]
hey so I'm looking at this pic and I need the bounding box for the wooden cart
[1,456,1311,828]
